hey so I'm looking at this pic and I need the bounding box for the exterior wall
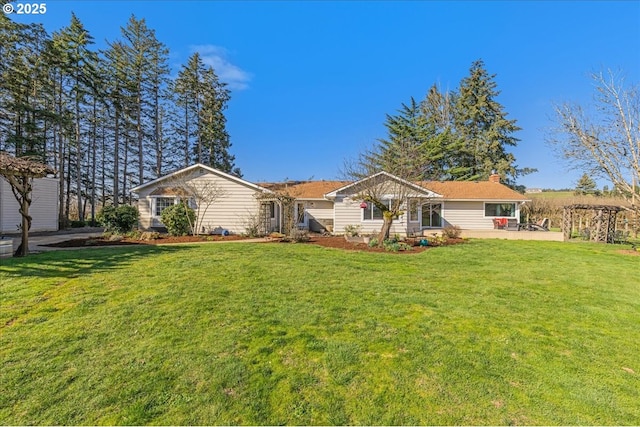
[441,201,521,230]
[333,198,523,233]
[304,199,334,232]
[0,177,59,233]
[333,195,410,235]
[136,170,261,234]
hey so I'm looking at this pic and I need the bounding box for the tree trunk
[377,216,394,247]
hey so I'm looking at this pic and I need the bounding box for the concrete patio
[459,229,564,241]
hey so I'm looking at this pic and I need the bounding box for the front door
[421,203,442,228]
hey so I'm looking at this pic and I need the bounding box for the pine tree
[172,53,239,175]
[575,173,597,196]
[50,13,100,221]
[453,59,521,182]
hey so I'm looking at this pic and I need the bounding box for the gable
[132,164,270,195]
[324,172,438,199]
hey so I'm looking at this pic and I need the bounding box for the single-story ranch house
[131,163,529,236]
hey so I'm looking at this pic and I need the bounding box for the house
[131,163,272,233]
[132,163,529,236]
[0,177,59,234]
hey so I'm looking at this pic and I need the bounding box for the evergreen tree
[172,53,239,175]
[453,59,521,182]
[372,97,440,179]
[50,13,100,221]
[574,173,597,195]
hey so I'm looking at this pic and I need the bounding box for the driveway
[1,228,104,256]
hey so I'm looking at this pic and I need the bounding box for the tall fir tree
[172,53,239,176]
[453,59,521,182]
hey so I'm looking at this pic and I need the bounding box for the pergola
[562,204,624,243]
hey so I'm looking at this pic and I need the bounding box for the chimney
[489,173,500,183]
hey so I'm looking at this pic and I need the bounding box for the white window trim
[421,202,444,228]
[483,202,517,218]
[408,199,420,223]
[151,196,178,218]
[361,199,399,222]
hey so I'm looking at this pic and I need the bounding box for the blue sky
[10,1,640,189]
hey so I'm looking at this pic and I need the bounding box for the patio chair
[493,218,508,230]
[521,217,549,231]
[506,218,520,231]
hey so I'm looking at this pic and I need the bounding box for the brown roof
[419,181,529,200]
[258,180,350,199]
[258,178,527,201]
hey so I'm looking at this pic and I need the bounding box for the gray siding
[1,177,59,233]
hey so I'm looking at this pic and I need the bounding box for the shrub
[70,220,86,228]
[161,203,195,236]
[368,237,379,247]
[97,205,139,234]
[383,239,401,252]
[344,224,361,237]
[139,231,160,241]
[442,225,462,239]
[290,228,310,243]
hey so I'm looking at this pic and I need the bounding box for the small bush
[97,205,139,234]
[442,225,462,239]
[344,224,361,237]
[397,242,413,251]
[383,239,401,252]
[161,203,195,236]
[139,231,160,241]
[70,220,86,228]
[368,237,379,247]
[291,229,310,243]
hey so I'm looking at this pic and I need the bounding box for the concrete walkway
[1,231,270,257]
[460,229,564,241]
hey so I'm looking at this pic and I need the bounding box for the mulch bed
[44,234,465,254]
[44,234,248,248]
[298,236,464,253]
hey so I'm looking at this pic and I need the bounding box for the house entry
[296,202,307,228]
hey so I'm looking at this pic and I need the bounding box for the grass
[1,240,639,425]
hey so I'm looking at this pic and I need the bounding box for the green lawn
[1,240,638,425]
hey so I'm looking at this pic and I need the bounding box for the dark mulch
[44,234,248,248]
[297,236,465,254]
[44,233,464,254]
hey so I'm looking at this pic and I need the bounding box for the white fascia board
[131,163,271,193]
[324,171,433,198]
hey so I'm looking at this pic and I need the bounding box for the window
[362,200,397,221]
[485,203,516,218]
[155,197,175,217]
[421,203,442,227]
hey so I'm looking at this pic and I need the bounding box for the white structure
[0,177,59,234]
[133,164,529,235]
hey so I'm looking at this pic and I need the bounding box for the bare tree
[550,70,639,209]
[162,173,226,235]
[342,139,431,246]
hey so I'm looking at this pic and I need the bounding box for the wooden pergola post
[562,203,623,244]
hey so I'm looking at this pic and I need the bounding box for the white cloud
[191,45,252,91]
